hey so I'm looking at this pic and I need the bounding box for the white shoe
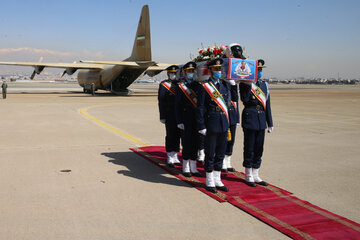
[222,155,229,171]
[171,152,181,165]
[205,171,217,193]
[214,170,229,192]
[167,152,174,166]
[182,160,191,177]
[198,149,205,162]
[245,167,256,187]
[214,171,224,187]
[226,155,235,172]
[206,171,215,187]
[252,168,268,186]
[190,160,201,176]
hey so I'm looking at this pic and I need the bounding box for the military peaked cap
[183,61,197,70]
[207,58,223,68]
[166,65,179,72]
[257,59,266,68]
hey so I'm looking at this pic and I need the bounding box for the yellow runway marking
[80,106,149,147]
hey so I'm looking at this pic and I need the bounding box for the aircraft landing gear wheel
[83,87,86,93]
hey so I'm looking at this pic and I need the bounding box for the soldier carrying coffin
[239,59,273,187]
[158,65,182,167]
[175,61,202,177]
[196,58,238,193]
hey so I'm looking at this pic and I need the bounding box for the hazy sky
[0,0,359,79]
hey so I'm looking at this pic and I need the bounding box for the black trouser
[204,131,227,172]
[198,133,205,151]
[181,121,199,160]
[242,128,265,169]
[225,124,237,156]
[165,120,181,153]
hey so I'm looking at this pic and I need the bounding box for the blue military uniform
[196,58,239,193]
[239,59,273,187]
[158,80,181,152]
[175,78,200,161]
[240,79,273,169]
[158,66,181,163]
[196,77,238,172]
[175,61,202,177]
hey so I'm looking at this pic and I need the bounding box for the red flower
[199,50,203,54]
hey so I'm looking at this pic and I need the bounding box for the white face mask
[169,73,176,80]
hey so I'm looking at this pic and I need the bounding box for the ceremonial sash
[178,83,198,107]
[161,81,175,95]
[202,82,229,121]
[251,83,266,109]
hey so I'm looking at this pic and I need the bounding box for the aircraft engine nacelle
[34,66,45,74]
[65,67,77,75]
[30,65,45,79]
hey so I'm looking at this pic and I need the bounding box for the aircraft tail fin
[127,5,151,61]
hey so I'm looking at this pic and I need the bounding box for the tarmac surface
[0,81,359,239]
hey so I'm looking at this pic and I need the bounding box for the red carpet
[131,146,360,240]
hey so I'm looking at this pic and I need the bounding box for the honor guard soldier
[239,59,273,187]
[2,81,7,99]
[222,81,240,172]
[158,65,182,167]
[175,61,201,177]
[222,43,243,172]
[196,58,238,193]
[226,43,246,59]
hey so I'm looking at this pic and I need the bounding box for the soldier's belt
[209,106,222,112]
[245,105,264,111]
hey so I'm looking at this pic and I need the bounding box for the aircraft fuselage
[77,65,147,95]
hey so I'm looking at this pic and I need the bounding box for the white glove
[177,123,184,130]
[224,79,236,86]
[268,126,274,133]
[160,119,166,124]
[228,80,236,86]
[198,129,207,136]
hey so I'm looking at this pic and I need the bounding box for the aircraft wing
[147,63,173,70]
[80,60,174,69]
[0,61,105,70]
[80,60,157,68]
[80,60,174,76]
[0,61,105,79]
[145,63,174,77]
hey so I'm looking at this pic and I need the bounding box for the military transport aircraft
[0,5,169,95]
